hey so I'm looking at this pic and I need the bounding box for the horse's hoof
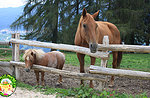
[56,83,62,87]
[108,84,114,88]
[42,85,45,87]
[89,84,94,88]
[42,83,45,87]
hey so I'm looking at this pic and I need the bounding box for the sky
[0,0,26,8]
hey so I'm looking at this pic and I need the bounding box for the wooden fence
[0,33,150,89]
[0,33,109,81]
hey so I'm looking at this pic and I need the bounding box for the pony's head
[23,49,45,72]
[78,8,100,53]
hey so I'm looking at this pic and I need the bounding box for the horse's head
[24,52,36,72]
[80,8,100,53]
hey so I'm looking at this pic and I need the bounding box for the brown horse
[74,8,122,87]
[23,49,65,86]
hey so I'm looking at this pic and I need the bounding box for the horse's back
[96,21,121,44]
[51,51,65,61]
[46,51,65,69]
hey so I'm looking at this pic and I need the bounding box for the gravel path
[9,87,56,98]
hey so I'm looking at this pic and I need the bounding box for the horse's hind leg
[58,75,62,84]
[109,51,118,87]
[90,56,96,88]
[77,53,85,85]
[41,71,45,86]
[56,75,63,86]
[34,70,39,85]
[117,51,122,68]
[109,52,122,87]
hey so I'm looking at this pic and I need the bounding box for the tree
[59,0,82,44]
[103,0,150,45]
[11,0,107,44]
[11,0,59,43]
[12,0,150,45]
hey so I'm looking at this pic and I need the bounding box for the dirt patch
[0,65,150,97]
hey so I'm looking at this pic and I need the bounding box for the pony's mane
[23,49,45,60]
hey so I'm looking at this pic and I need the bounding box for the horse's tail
[117,41,122,68]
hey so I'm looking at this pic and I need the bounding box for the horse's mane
[76,16,83,34]
[23,49,45,60]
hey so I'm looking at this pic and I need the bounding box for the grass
[65,51,102,66]
[16,80,148,98]
[0,49,150,97]
[64,51,150,72]
[121,53,150,72]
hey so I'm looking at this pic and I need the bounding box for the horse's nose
[89,43,98,53]
[25,68,30,72]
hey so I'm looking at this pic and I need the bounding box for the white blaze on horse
[23,49,65,86]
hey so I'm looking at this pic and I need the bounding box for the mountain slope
[0,6,23,30]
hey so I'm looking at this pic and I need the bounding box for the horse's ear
[82,8,87,17]
[31,52,36,58]
[92,10,100,19]
[31,52,34,56]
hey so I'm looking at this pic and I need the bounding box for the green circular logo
[0,74,16,97]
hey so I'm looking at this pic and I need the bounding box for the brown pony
[23,49,65,86]
[74,8,122,87]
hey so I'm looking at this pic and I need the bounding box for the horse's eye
[83,24,86,28]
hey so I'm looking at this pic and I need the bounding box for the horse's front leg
[34,70,39,85]
[41,71,45,86]
[90,56,96,88]
[77,53,85,85]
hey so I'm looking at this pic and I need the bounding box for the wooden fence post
[94,36,109,91]
[101,36,109,67]
[12,33,20,80]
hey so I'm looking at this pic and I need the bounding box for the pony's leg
[117,51,122,68]
[34,70,39,85]
[41,71,45,86]
[58,75,62,84]
[56,75,62,86]
[90,56,96,88]
[109,51,118,87]
[77,53,85,85]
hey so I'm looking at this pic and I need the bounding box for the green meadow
[65,52,150,72]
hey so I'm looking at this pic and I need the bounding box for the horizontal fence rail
[0,61,13,75]
[0,61,10,67]
[90,65,150,80]
[98,44,150,53]
[0,41,10,45]
[9,38,150,54]
[0,48,12,50]
[10,61,106,82]
[10,39,109,59]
